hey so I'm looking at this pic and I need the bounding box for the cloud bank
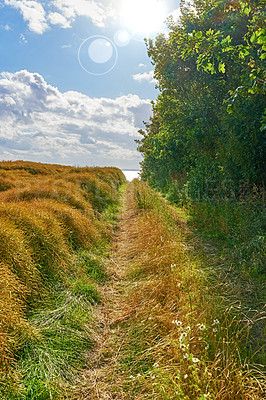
[4,0,114,34]
[0,70,152,168]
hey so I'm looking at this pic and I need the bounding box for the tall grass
[109,180,265,399]
[0,160,126,398]
[185,193,265,275]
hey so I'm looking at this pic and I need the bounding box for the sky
[0,0,181,169]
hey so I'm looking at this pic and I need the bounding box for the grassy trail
[72,182,138,399]
[73,180,265,400]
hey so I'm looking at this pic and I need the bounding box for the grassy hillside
[0,161,126,399]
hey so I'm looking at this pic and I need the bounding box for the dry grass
[79,179,265,399]
[0,160,126,395]
[0,180,90,211]
[0,217,41,293]
[31,199,99,250]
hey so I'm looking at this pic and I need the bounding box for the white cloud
[4,0,49,34]
[52,0,114,28]
[19,33,28,43]
[133,70,157,84]
[1,24,11,31]
[48,11,71,28]
[4,0,114,33]
[0,70,152,168]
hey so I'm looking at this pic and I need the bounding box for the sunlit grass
[0,160,126,398]
[110,180,265,399]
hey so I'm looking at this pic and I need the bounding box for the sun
[120,0,166,36]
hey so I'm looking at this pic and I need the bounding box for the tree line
[137,0,265,199]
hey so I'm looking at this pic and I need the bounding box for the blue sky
[0,0,180,169]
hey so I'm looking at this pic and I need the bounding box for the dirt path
[72,185,135,399]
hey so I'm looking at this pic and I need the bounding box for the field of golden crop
[0,161,125,396]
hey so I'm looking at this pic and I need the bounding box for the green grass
[17,289,94,399]
[78,251,108,284]
[2,247,111,399]
[186,197,265,274]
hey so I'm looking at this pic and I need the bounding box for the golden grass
[0,160,126,391]
[67,172,120,212]
[92,179,265,399]
[0,180,90,211]
[0,202,74,278]
[0,263,27,371]
[0,218,41,293]
[0,177,14,192]
[30,199,99,250]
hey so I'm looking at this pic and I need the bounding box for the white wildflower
[179,332,188,342]
[180,343,187,351]
[172,320,182,326]
[199,324,206,331]
[153,362,159,368]
[213,319,220,325]
[213,328,217,333]
[192,357,200,363]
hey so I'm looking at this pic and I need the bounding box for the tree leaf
[195,31,203,39]
[250,32,257,43]
[218,62,226,73]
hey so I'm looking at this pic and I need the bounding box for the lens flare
[114,29,131,47]
[78,35,118,76]
[88,38,113,64]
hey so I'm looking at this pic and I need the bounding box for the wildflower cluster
[171,318,221,365]
[211,319,220,333]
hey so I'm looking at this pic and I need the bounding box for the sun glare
[121,0,166,36]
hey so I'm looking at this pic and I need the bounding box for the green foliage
[137,0,266,194]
